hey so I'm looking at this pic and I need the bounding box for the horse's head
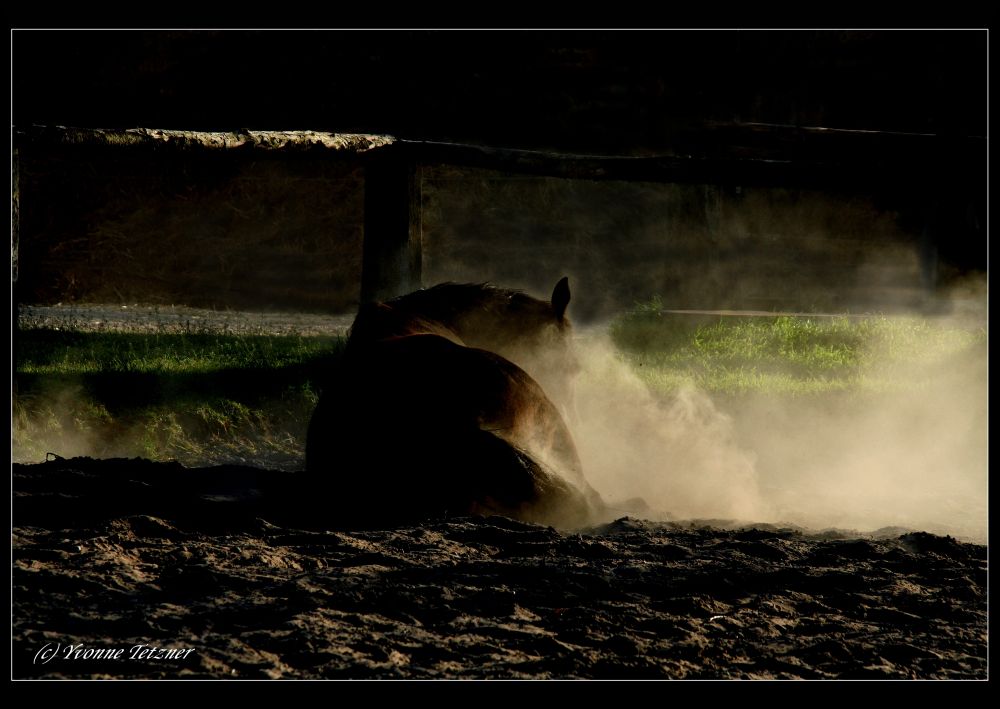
[525,277,579,408]
[472,277,580,414]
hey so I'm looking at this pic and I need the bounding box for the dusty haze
[563,304,986,543]
[12,297,986,542]
[13,163,986,541]
[418,169,986,541]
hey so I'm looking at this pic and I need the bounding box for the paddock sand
[11,457,986,680]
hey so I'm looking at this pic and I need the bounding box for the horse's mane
[387,282,555,323]
[348,282,562,348]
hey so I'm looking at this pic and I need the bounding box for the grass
[609,298,987,397]
[13,306,987,466]
[16,330,338,375]
[13,330,345,468]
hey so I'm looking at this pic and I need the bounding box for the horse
[305,277,604,529]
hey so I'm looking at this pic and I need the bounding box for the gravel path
[17,304,355,337]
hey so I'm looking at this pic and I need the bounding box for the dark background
[12,30,988,318]
[13,30,986,148]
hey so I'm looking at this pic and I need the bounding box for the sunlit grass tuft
[610,304,986,396]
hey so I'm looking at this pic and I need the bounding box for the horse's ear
[551,277,571,320]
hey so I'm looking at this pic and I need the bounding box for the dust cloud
[12,383,105,463]
[560,307,986,543]
[419,167,986,541]
[567,336,765,523]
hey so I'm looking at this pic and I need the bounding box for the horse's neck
[354,291,533,354]
[446,313,510,353]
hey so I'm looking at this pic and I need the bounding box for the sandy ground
[12,457,987,680]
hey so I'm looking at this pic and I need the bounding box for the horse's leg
[478,355,605,515]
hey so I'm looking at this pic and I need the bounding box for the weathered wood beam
[396,137,982,191]
[15,125,982,191]
[14,125,395,154]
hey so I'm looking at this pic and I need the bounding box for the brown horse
[305,278,604,528]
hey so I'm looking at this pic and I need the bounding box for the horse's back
[306,333,599,528]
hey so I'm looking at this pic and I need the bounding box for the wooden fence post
[360,145,422,304]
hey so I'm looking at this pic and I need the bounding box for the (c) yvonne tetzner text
[33,643,196,664]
